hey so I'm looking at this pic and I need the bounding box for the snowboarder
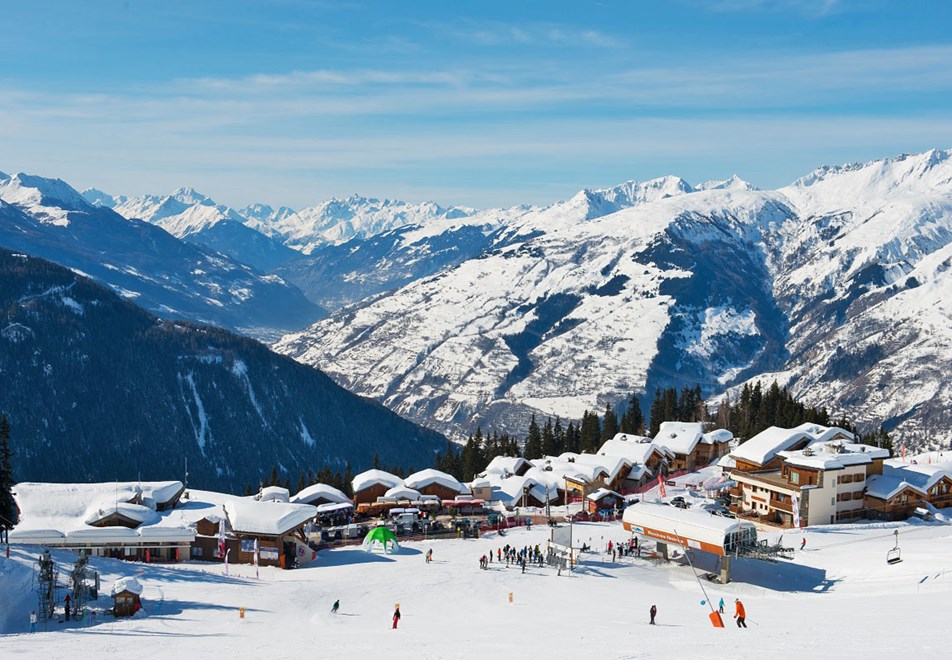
[801,536,806,550]
[30,610,37,633]
[649,604,657,625]
[331,599,339,614]
[64,594,71,621]
[718,597,724,614]
[426,548,433,563]
[392,605,401,629]
[734,599,747,628]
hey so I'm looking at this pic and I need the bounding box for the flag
[253,537,260,580]
[901,443,906,462]
[217,519,226,559]
[791,493,800,528]
[658,474,667,498]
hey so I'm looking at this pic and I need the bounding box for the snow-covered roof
[84,502,159,527]
[258,486,291,503]
[111,576,143,597]
[383,486,422,501]
[654,422,705,455]
[291,483,352,506]
[731,423,855,467]
[703,429,734,445]
[352,469,404,493]
[223,499,317,536]
[480,473,559,508]
[404,469,469,494]
[778,441,889,470]
[481,456,530,477]
[865,461,952,500]
[597,434,671,467]
[572,453,632,483]
[10,481,192,545]
[586,488,622,502]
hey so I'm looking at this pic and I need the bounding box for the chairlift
[886,529,902,565]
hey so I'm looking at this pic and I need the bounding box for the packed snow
[2,508,951,658]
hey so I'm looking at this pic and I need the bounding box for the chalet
[223,499,317,569]
[865,461,952,520]
[9,481,193,562]
[654,422,732,472]
[586,488,623,514]
[730,423,854,473]
[291,483,353,508]
[404,469,470,500]
[479,472,558,509]
[111,577,143,618]
[730,432,889,527]
[352,470,404,506]
[596,434,673,489]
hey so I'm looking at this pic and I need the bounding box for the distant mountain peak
[81,187,126,208]
[171,186,212,206]
[0,173,91,213]
[697,175,756,191]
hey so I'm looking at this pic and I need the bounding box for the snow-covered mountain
[0,248,444,491]
[250,194,476,254]
[275,150,952,450]
[2,173,323,339]
[90,187,300,272]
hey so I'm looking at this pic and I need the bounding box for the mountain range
[273,150,952,451]
[4,149,951,455]
[0,173,323,341]
[0,247,445,491]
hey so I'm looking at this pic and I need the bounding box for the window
[854,473,865,482]
[790,471,800,485]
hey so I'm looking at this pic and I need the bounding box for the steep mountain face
[0,248,445,491]
[276,183,790,438]
[0,173,323,340]
[92,188,299,272]
[275,151,952,449]
[754,149,952,447]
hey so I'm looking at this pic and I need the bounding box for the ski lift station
[622,502,776,583]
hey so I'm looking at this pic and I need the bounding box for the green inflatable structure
[363,525,401,554]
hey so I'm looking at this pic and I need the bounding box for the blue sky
[1,0,951,209]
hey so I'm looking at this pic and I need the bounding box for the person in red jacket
[734,599,747,628]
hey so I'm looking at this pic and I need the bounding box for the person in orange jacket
[733,598,747,628]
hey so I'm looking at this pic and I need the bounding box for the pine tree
[372,452,380,469]
[343,462,354,497]
[524,415,543,459]
[541,418,557,457]
[579,410,601,453]
[620,394,645,435]
[601,403,618,440]
[553,417,565,455]
[0,415,19,541]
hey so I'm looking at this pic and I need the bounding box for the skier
[30,610,37,633]
[800,536,806,550]
[497,548,501,562]
[649,604,657,625]
[64,594,71,621]
[718,597,724,614]
[392,604,401,629]
[331,599,339,614]
[734,598,747,628]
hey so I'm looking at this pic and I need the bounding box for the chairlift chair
[886,529,902,565]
